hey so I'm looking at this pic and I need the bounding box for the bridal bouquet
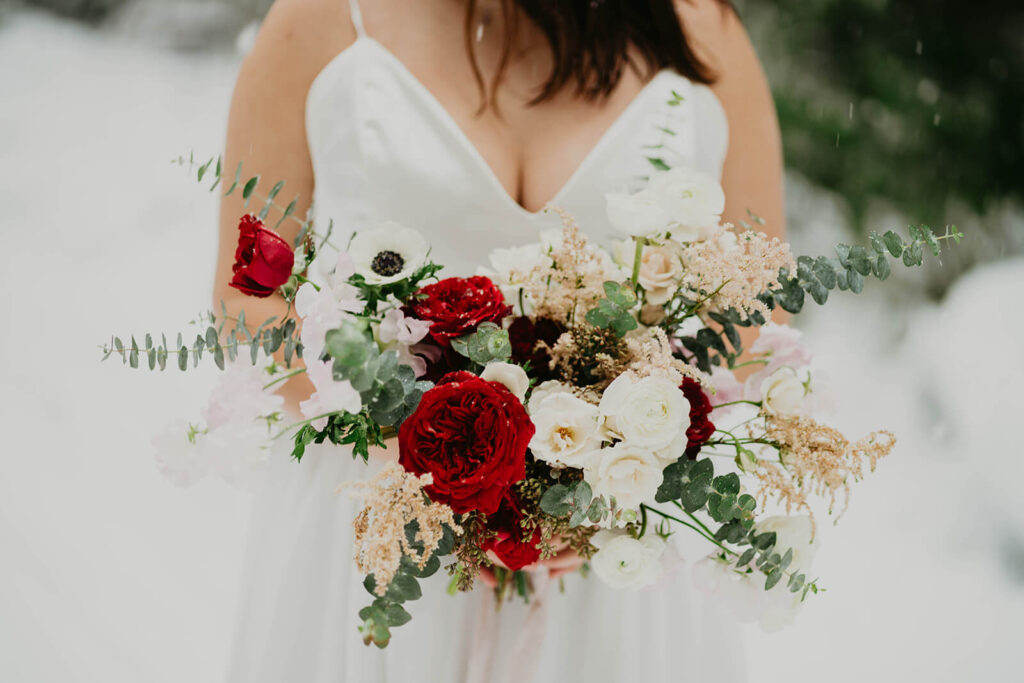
[106,157,960,646]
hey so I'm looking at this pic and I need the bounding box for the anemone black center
[371,250,405,277]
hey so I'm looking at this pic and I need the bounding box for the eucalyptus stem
[640,505,734,556]
[262,367,307,390]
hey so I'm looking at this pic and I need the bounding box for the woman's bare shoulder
[241,0,356,90]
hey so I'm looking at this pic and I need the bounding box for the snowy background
[1,6,1022,683]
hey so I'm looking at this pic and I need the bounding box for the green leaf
[883,230,904,257]
[384,604,412,627]
[385,573,422,603]
[539,484,574,517]
[242,175,260,202]
[647,157,671,171]
[765,567,784,590]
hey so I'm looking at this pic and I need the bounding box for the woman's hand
[476,539,585,589]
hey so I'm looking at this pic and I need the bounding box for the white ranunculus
[759,367,806,417]
[648,168,725,242]
[477,243,549,312]
[612,239,684,305]
[754,515,817,573]
[584,442,664,510]
[348,221,429,285]
[527,380,574,414]
[653,430,688,468]
[528,392,603,468]
[480,362,530,403]
[606,188,672,238]
[590,529,666,589]
[600,374,690,449]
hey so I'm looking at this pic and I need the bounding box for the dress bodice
[304,12,728,278]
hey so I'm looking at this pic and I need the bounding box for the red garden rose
[398,371,534,516]
[681,377,716,458]
[229,214,295,298]
[481,495,542,571]
[407,276,511,346]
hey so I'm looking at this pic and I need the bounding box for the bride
[217,0,783,681]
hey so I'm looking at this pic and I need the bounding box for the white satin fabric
[227,2,743,681]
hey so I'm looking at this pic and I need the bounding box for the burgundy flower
[508,316,564,381]
[407,276,510,346]
[229,214,295,298]
[398,371,534,515]
[681,377,716,458]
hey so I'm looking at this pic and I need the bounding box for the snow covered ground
[1,10,1021,683]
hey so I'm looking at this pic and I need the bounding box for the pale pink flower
[299,359,362,430]
[378,308,431,345]
[744,323,813,401]
[708,365,744,407]
[152,419,210,488]
[202,357,283,430]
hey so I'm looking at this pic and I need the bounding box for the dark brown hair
[464,0,734,107]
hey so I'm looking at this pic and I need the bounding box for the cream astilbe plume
[341,463,461,596]
[679,225,796,321]
[525,207,623,323]
[755,415,895,533]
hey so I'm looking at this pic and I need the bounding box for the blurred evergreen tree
[736,0,1023,229]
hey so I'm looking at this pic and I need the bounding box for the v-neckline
[314,36,672,218]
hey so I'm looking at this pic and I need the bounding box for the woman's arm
[678,0,785,240]
[677,1,788,370]
[214,0,353,414]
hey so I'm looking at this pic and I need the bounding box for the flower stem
[630,237,645,290]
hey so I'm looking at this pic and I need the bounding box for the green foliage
[326,320,432,429]
[347,261,444,316]
[539,479,621,528]
[586,281,639,337]
[773,225,962,314]
[103,310,302,372]
[291,410,385,463]
[653,456,820,597]
[664,225,962,373]
[357,522,455,648]
[450,322,512,366]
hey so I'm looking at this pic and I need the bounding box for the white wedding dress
[227,1,743,681]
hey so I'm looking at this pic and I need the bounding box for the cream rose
[527,380,574,414]
[599,374,690,449]
[480,362,530,403]
[584,442,664,510]
[528,392,604,468]
[759,367,806,417]
[612,239,684,305]
[590,529,666,589]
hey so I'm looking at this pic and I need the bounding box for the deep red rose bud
[681,377,716,458]
[398,371,534,516]
[482,496,542,571]
[229,214,295,298]
[407,276,511,346]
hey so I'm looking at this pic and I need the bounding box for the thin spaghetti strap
[349,0,367,38]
